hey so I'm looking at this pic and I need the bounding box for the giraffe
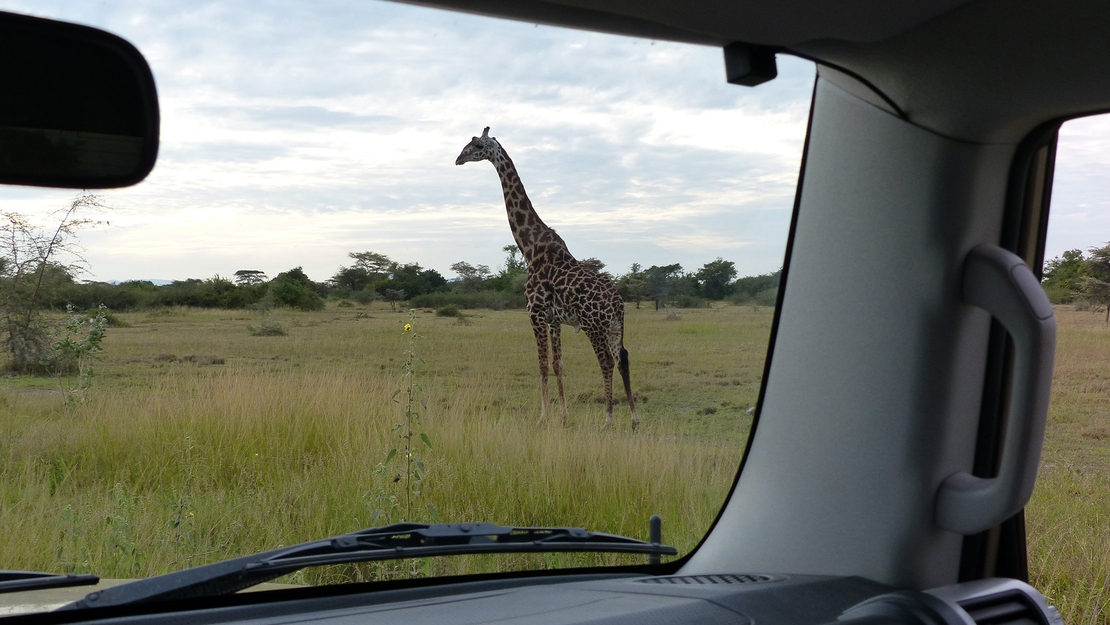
[455,127,639,431]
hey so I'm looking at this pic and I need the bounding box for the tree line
[38,246,781,314]
[1042,243,1110,322]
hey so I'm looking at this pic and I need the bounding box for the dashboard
[8,573,1058,625]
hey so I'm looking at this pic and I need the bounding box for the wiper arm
[0,571,99,594]
[62,523,676,610]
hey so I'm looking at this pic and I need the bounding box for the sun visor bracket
[723,42,778,86]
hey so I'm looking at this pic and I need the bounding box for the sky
[0,0,815,284]
[1045,115,1110,260]
[0,1,1105,285]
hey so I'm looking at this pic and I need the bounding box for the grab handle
[935,245,1056,535]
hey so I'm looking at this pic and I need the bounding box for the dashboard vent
[637,574,777,585]
[959,590,1050,625]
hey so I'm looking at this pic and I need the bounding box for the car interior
[1,0,1100,623]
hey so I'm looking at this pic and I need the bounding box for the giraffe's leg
[550,323,569,426]
[530,311,551,424]
[588,332,616,428]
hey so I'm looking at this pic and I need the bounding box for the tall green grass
[1026,306,1110,624]
[0,303,761,583]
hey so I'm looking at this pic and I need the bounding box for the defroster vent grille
[959,591,1051,625]
[637,574,778,585]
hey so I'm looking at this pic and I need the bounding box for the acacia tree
[233,269,267,286]
[349,251,395,278]
[331,251,396,295]
[0,194,106,372]
[450,261,491,293]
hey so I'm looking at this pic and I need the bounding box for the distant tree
[502,244,526,273]
[274,267,313,286]
[234,269,267,286]
[643,263,685,310]
[580,257,605,272]
[731,269,782,305]
[206,275,236,292]
[1080,277,1110,325]
[694,258,737,299]
[271,267,325,310]
[331,251,396,299]
[615,263,650,309]
[485,245,528,292]
[1081,244,1110,324]
[349,251,396,278]
[1041,249,1088,303]
[331,266,375,292]
[450,261,492,293]
[1044,249,1087,285]
[378,263,446,299]
[1085,244,1110,282]
[383,288,406,311]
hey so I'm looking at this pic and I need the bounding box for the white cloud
[1046,113,1110,260]
[0,0,814,281]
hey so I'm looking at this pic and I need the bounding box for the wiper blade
[62,523,676,610]
[0,571,99,594]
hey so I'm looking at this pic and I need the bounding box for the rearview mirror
[0,10,159,189]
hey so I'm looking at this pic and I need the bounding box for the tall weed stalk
[369,310,439,526]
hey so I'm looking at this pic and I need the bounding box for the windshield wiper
[61,522,676,610]
[0,571,99,594]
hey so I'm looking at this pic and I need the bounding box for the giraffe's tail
[618,347,632,402]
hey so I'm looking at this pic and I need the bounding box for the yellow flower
[404,323,412,332]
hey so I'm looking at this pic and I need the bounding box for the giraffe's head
[455,127,498,166]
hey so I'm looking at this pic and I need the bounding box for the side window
[1030,113,1110,624]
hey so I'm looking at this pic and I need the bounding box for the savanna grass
[0,303,764,584]
[1026,306,1110,624]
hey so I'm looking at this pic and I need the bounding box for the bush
[729,287,778,307]
[753,288,779,307]
[1043,283,1075,304]
[270,280,325,311]
[100,309,131,327]
[248,316,287,336]
[666,294,709,308]
[351,289,377,304]
[410,291,525,310]
[56,282,142,311]
[436,305,459,317]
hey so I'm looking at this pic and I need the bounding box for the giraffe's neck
[490,144,560,267]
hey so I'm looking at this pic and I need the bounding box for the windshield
[0,0,812,596]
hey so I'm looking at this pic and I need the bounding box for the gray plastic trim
[934,245,1056,535]
[926,578,1063,625]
